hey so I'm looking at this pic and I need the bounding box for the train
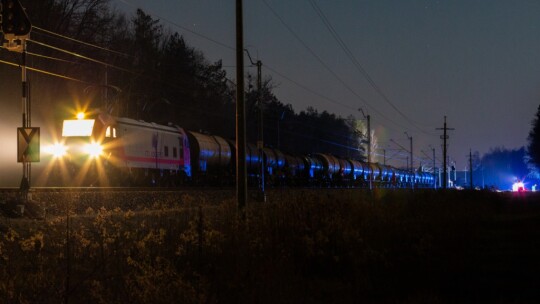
[44,109,435,188]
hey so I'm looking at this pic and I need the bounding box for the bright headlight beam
[44,143,68,158]
[83,142,103,158]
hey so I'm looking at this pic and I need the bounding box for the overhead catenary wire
[27,39,137,75]
[32,26,132,58]
[25,36,213,94]
[261,1,376,115]
[308,0,436,136]
[26,51,81,65]
[264,64,357,112]
[0,58,97,85]
[261,0,420,136]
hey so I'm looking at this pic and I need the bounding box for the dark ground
[1,189,540,303]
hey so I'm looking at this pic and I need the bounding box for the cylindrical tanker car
[48,109,436,188]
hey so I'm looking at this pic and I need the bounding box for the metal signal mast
[1,0,35,203]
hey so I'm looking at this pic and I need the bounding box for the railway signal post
[1,0,35,203]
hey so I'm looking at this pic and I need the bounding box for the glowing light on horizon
[512,181,525,192]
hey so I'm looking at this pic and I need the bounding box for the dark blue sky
[114,1,540,168]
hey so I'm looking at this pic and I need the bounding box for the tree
[122,9,163,119]
[527,105,540,176]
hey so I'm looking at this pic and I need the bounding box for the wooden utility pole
[236,0,247,210]
[436,116,454,189]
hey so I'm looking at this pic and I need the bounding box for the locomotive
[45,109,435,188]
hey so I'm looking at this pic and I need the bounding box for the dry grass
[1,189,540,303]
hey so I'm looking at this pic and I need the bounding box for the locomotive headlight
[44,143,68,158]
[83,142,103,158]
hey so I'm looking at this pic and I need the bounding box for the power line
[26,51,81,65]
[264,64,357,111]
[261,1,372,112]
[308,0,436,136]
[261,0,421,135]
[27,39,136,75]
[0,58,96,85]
[29,29,236,95]
[32,26,131,58]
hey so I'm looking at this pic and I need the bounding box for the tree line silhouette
[1,0,365,160]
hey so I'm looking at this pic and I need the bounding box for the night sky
[114,0,540,169]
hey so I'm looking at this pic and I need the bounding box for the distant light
[76,112,85,120]
[512,181,525,192]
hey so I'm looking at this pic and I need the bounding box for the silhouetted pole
[436,116,454,189]
[469,149,473,190]
[245,49,265,202]
[432,147,436,189]
[20,40,30,201]
[367,114,371,190]
[359,108,371,190]
[236,0,247,210]
[256,60,265,201]
[405,131,413,174]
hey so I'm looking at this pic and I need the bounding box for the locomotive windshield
[62,119,95,137]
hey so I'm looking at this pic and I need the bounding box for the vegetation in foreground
[1,189,540,303]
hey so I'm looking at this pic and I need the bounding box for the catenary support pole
[256,60,265,202]
[436,116,454,189]
[236,0,247,210]
[367,114,371,190]
[432,147,436,189]
[469,149,473,190]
